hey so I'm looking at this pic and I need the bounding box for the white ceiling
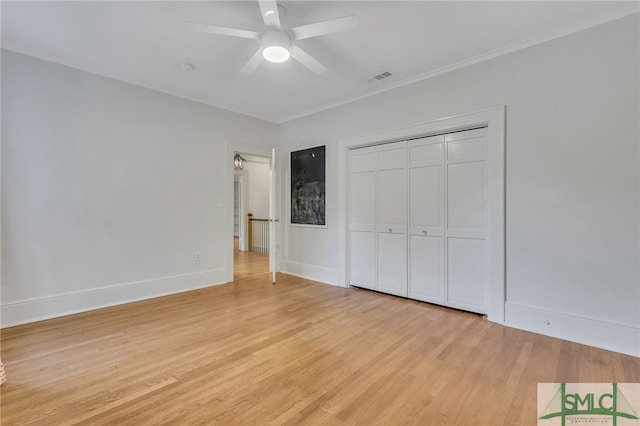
[2,1,637,123]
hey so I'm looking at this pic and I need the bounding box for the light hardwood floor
[233,237,269,281]
[1,255,638,424]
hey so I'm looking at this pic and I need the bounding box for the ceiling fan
[186,0,358,75]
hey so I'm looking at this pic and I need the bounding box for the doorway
[232,152,273,280]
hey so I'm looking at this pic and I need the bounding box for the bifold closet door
[408,135,445,304]
[376,142,407,297]
[348,127,489,314]
[349,147,376,290]
[445,128,488,313]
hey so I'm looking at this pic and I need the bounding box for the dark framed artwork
[290,145,326,226]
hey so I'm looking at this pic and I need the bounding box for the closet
[348,127,488,314]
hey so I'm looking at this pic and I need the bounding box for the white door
[349,146,376,290]
[445,128,488,313]
[269,148,278,283]
[347,120,500,318]
[233,179,240,237]
[408,135,445,304]
[376,142,407,297]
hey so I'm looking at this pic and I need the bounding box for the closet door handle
[388,228,392,233]
[422,230,428,236]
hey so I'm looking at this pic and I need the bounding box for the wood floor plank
[1,246,639,425]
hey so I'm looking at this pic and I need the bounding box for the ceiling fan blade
[185,22,260,40]
[289,45,327,75]
[290,15,358,41]
[258,0,281,28]
[240,47,265,75]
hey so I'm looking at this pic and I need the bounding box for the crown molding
[279,3,639,124]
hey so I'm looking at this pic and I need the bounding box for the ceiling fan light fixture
[263,45,290,63]
[262,29,291,63]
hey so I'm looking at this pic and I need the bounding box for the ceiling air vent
[366,71,392,83]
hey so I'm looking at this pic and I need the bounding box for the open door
[269,148,278,283]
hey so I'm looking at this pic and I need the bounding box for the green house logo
[538,383,640,426]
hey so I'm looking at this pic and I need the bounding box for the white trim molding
[505,302,640,358]
[1,269,226,328]
[282,260,340,286]
[339,106,506,323]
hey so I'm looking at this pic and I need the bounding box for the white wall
[278,16,639,356]
[1,49,278,326]
[243,160,270,219]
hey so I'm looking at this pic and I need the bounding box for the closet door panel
[409,235,443,302]
[377,141,406,170]
[446,128,487,163]
[408,135,444,167]
[376,141,407,297]
[409,165,442,235]
[349,171,376,231]
[408,142,444,303]
[350,148,376,173]
[350,231,376,289]
[447,237,485,313]
[445,129,487,313]
[378,232,407,297]
[349,147,377,289]
[447,161,485,236]
[409,143,441,164]
[377,168,406,229]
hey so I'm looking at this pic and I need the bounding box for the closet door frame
[340,106,505,323]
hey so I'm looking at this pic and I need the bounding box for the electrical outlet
[195,251,201,262]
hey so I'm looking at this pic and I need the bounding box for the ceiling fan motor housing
[262,29,290,49]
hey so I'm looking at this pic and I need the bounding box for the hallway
[233,237,269,280]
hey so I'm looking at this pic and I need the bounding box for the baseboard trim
[282,260,341,287]
[505,302,639,357]
[1,269,227,328]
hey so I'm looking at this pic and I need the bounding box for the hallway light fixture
[234,153,247,170]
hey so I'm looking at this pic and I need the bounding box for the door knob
[422,230,428,235]
[388,228,392,233]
